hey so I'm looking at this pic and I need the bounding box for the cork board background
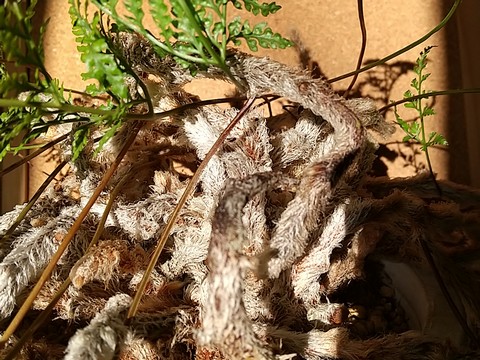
[1,0,479,212]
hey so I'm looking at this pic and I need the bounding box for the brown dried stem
[2,156,163,359]
[328,0,462,83]
[0,134,68,178]
[126,97,256,320]
[0,121,144,348]
[0,159,68,245]
[343,0,367,98]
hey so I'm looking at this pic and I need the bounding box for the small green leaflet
[231,0,281,16]
[228,18,293,51]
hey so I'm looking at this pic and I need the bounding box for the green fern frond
[0,1,66,161]
[395,47,447,193]
[91,0,292,87]
[228,18,293,51]
[232,0,282,16]
[1,0,292,163]
[0,0,51,81]
[69,0,130,100]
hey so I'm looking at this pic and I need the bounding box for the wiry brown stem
[328,0,462,83]
[0,159,68,245]
[0,121,143,348]
[343,0,367,98]
[126,97,256,320]
[2,156,164,359]
[0,133,68,178]
[2,279,70,360]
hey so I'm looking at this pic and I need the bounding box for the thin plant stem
[328,0,462,84]
[220,1,228,59]
[0,98,114,116]
[0,121,144,348]
[126,97,256,320]
[415,56,441,196]
[130,95,279,122]
[379,88,480,113]
[343,0,367,98]
[2,279,71,360]
[130,96,248,121]
[91,1,246,91]
[3,144,46,151]
[99,15,154,116]
[423,142,441,195]
[2,157,163,359]
[92,2,225,70]
[0,159,69,244]
[176,0,245,91]
[62,87,108,100]
[419,238,479,347]
[0,133,68,178]
[0,97,250,130]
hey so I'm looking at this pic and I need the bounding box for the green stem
[423,142,441,194]
[221,3,228,60]
[62,87,106,100]
[380,88,480,112]
[176,0,245,91]
[416,57,442,196]
[92,1,216,66]
[0,96,264,142]
[0,98,114,116]
[329,0,462,83]
[98,15,154,116]
[94,0,245,91]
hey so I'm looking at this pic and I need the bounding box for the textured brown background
[1,0,479,213]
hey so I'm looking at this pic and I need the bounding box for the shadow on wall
[24,0,480,188]
[294,39,419,178]
[294,2,480,186]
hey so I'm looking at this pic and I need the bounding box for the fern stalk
[394,47,447,195]
[176,0,245,90]
[0,98,114,116]
[127,97,256,319]
[0,121,144,347]
[415,52,440,194]
[329,0,462,83]
[380,87,480,112]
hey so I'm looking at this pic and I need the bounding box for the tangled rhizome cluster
[1,32,480,359]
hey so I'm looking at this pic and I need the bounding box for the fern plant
[394,47,448,191]
[93,0,290,79]
[0,1,292,354]
[2,0,480,358]
[0,0,292,162]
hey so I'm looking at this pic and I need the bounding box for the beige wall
[2,0,479,212]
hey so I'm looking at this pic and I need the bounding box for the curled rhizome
[1,32,480,359]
